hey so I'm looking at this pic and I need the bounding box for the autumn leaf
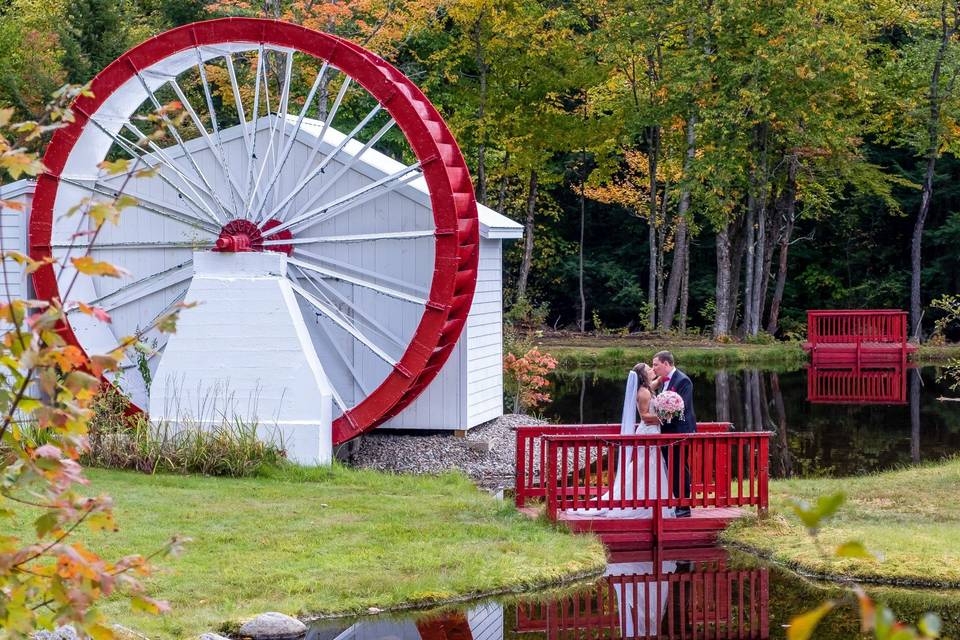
[0,150,45,179]
[835,540,876,560]
[71,256,130,278]
[98,158,130,175]
[0,106,15,127]
[0,198,24,211]
[76,303,112,324]
[787,601,835,640]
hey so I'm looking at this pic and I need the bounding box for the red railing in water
[515,549,769,639]
[514,422,734,508]
[807,366,908,404]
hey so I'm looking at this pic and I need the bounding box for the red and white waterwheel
[30,18,479,444]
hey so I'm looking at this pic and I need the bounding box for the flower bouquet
[656,390,685,423]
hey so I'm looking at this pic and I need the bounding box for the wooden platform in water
[519,506,748,549]
[803,341,916,365]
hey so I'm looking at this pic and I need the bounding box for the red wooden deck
[803,310,916,365]
[515,424,771,548]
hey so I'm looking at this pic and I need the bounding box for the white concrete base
[149,251,333,465]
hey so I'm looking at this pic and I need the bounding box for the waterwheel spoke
[279,117,397,226]
[267,100,382,221]
[59,176,221,236]
[224,53,252,161]
[289,277,398,366]
[262,230,433,247]
[252,61,330,225]
[288,265,365,408]
[295,266,407,350]
[133,69,232,222]
[68,260,194,313]
[169,77,247,214]
[293,72,349,189]
[55,239,213,251]
[265,162,421,237]
[288,253,427,306]
[244,54,285,220]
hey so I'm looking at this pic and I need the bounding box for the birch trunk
[516,170,538,300]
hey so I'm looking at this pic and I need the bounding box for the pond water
[306,547,959,640]
[543,365,960,478]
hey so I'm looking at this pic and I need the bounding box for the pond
[306,547,959,640]
[542,364,960,478]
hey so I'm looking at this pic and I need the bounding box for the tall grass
[84,387,287,477]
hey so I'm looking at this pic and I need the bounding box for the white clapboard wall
[0,181,31,302]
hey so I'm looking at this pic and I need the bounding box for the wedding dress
[606,560,676,638]
[574,371,675,519]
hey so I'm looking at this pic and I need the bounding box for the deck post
[758,436,769,517]
[515,428,525,508]
[545,438,558,521]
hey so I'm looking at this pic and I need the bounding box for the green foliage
[1,91,187,637]
[60,0,132,83]
[505,296,551,330]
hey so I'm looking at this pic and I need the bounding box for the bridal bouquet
[656,390,685,422]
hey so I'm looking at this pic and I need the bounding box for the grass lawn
[14,466,606,639]
[721,457,960,587]
[542,341,809,370]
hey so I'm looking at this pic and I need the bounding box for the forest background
[3,0,960,342]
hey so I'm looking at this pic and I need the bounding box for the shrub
[505,296,550,329]
[87,386,288,477]
[503,348,558,413]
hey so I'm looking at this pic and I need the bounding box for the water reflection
[516,548,767,639]
[544,366,960,478]
[806,364,910,404]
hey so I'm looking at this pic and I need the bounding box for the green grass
[916,343,960,362]
[545,341,808,369]
[13,465,606,639]
[722,457,960,587]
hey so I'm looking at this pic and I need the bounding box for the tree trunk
[578,167,587,332]
[767,160,797,334]
[770,372,792,478]
[912,1,955,341]
[910,368,921,463]
[646,126,661,330]
[655,188,669,329]
[679,233,690,332]
[714,224,733,338]
[516,169,538,300]
[748,127,770,336]
[757,208,776,332]
[472,17,488,206]
[729,216,747,335]
[661,113,696,330]
[496,152,510,214]
[715,369,730,422]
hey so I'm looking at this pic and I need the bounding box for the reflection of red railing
[805,310,915,365]
[515,423,734,508]
[515,550,769,639]
[807,366,908,404]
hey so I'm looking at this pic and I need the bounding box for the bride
[580,363,674,519]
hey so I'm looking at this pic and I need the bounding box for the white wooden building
[0,118,521,434]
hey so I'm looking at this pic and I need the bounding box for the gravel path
[349,414,547,491]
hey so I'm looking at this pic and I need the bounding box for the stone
[367,607,383,614]
[32,626,78,640]
[199,634,232,640]
[238,612,307,639]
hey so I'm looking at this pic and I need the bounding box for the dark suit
[660,369,696,501]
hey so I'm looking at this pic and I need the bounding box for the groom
[652,351,696,518]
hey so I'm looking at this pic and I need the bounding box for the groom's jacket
[662,369,697,434]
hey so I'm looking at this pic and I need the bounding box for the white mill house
[2,117,521,461]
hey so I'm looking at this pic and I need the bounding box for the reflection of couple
[605,559,676,638]
[601,351,697,519]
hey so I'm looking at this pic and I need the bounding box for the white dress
[576,388,675,519]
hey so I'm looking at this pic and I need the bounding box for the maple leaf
[70,256,130,278]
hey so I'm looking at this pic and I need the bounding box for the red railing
[807,310,908,346]
[515,553,769,638]
[807,366,908,404]
[541,433,769,521]
[515,423,734,508]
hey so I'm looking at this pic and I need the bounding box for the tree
[878,0,960,341]
[60,0,130,83]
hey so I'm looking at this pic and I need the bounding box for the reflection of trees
[770,373,794,478]
[911,368,921,463]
